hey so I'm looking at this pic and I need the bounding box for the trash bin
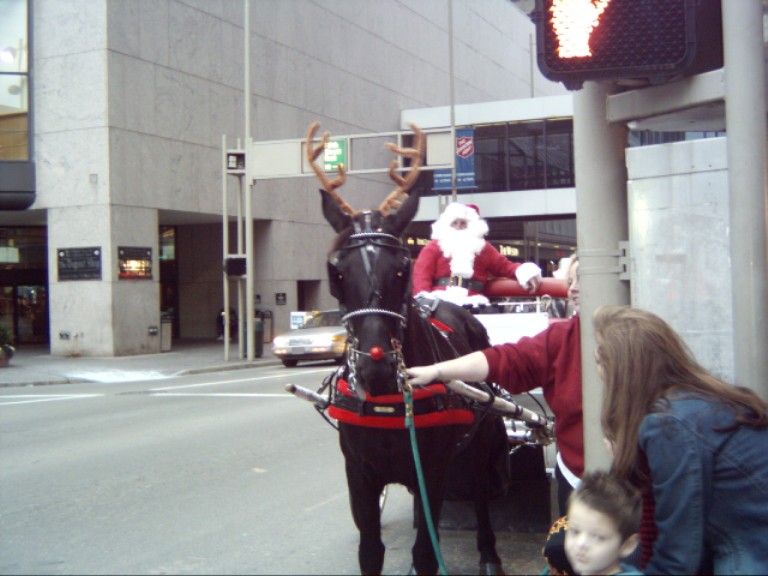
[242,318,264,358]
[254,318,264,357]
[257,309,273,343]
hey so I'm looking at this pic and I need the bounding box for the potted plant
[0,323,14,367]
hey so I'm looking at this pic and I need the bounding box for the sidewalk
[0,339,282,387]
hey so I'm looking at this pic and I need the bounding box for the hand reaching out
[406,365,441,387]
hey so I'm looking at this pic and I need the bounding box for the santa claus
[411,202,541,305]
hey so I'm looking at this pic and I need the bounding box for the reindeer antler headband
[305,122,425,217]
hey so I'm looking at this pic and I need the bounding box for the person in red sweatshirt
[407,255,583,513]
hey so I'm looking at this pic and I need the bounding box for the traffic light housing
[224,256,246,276]
[534,0,723,91]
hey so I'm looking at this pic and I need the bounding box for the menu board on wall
[57,247,102,281]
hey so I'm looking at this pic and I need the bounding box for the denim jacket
[639,394,768,575]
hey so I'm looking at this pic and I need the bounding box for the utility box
[160,318,172,352]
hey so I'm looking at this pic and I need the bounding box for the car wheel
[282,359,298,368]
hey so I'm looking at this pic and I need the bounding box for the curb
[176,359,283,376]
[0,358,284,388]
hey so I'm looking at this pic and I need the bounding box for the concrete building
[1,0,567,356]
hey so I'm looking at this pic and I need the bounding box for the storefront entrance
[0,282,48,345]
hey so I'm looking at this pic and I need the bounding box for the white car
[271,310,347,367]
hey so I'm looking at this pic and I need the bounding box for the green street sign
[323,138,347,172]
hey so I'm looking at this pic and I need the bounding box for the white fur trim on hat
[439,202,481,225]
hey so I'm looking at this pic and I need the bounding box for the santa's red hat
[465,203,480,215]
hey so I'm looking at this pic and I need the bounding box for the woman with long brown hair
[594,305,768,574]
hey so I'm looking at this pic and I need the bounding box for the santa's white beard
[436,228,485,278]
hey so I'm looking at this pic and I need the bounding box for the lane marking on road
[304,492,346,512]
[0,394,103,406]
[151,393,293,398]
[149,368,333,391]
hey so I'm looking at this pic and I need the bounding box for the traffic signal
[224,256,246,276]
[534,0,723,90]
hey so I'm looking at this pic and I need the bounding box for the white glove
[515,262,542,289]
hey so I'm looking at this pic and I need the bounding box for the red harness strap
[328,378,474,429]
[427,317,454,333]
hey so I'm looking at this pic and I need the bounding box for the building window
[507,120,546,190]
[159,226,176,261]
[473,124,508,193]
[0,0,30,161]
[424,118,575,196]
[543,119,574,188]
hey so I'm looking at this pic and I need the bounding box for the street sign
[322,138,347,172]
[434,128,477,190]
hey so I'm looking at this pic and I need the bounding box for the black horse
[306,122,510,575]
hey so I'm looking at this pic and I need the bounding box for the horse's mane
[404,300,491,368]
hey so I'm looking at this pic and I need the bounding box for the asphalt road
[0,364,549,575]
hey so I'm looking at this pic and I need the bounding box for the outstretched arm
[483,243,542,294]
[406,350,490,386]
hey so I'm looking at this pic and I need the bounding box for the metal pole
[244,0,255,360]
[448,0,457,203]
[236,162,244,360]
[222,134,230,360]
[722,0,768,397]
[574,82,630,472]
[529,33,535,98]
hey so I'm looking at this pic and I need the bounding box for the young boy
[562,470,643,575]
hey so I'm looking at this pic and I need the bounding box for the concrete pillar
[48,205,161,356]
[722,0,768,397]
[573,82,630,471]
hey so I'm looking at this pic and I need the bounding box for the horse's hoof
[478,561,504,576]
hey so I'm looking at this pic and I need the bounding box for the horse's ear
[320,188,352,233]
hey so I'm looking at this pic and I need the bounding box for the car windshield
[301,311,341,329]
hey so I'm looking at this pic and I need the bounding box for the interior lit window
[118,247,153,280]
[0,0,29,161]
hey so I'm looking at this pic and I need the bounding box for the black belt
[435,276,485,293]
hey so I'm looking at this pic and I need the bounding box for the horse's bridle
[329,214,412,395]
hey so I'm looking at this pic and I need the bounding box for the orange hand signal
[550,0,612,58]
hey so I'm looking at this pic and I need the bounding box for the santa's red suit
[412,240,522,295]
[411,203,540,298]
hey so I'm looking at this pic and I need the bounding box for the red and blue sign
[434,128,477,191]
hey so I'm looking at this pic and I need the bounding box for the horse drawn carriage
[287,122,568,575]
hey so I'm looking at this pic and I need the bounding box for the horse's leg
[474,498,504,575]
[347,475,386,575]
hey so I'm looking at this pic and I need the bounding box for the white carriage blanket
[474,312,549,346]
